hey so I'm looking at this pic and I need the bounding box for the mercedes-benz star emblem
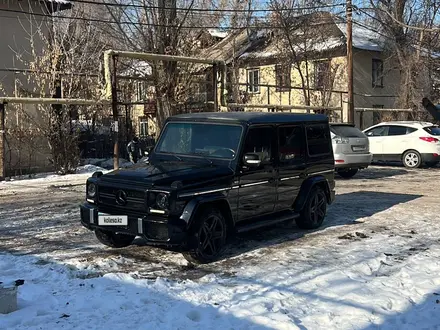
[115,190,128,206]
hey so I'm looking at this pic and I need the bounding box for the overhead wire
[49,0,346,13]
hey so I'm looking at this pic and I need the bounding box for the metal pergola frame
[0,50,226,180]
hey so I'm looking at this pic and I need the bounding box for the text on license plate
[352,146,366,151]
[98,215,128,226]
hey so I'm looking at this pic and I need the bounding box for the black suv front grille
[98,185,147,212]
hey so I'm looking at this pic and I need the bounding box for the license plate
[352,146,366,151]
[98,214,128,226]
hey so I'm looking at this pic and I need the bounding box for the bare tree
[268,1,343,110]
[8,2,110,174]
[103,0,222,131]
[367,0,440,113]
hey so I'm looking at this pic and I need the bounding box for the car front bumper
[334,152,373,169]
[80,203,187,246]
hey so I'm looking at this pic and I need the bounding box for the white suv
[363,121,440,168]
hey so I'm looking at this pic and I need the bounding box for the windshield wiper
[192,152,214,166]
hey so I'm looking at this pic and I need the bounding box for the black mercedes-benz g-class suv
[80,112,335,263]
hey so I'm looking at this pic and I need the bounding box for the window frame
[305,123,332,157]
[372,59,384,88]
[314,60,331,90]
[365,125,389,137]
[241,125,275,166]
[139,118,148,137]
[247,68,260,94]
[154,121,244,161]
[275,64,291,92]
[136,81,145,101]
[277,124,306,165]
[387,125,409,136]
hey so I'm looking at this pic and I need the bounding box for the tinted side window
[278,125,305,164]
[387,126,408,136]
[365,126,387,137]
[243,126,274,164]
[306,124,331,156]
[406,127,418,134]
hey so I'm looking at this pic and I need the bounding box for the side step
[236,212,300,233]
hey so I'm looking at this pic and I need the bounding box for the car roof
[330,123,355,127]
[168,112,329,124]
[374,121,434,128]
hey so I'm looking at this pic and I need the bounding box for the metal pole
[346,0,355,125]
[212,64,218,112]
[112,55,119,170]
[0,103,5,181]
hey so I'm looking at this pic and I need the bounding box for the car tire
[337,168,358,179]
[95,229,135,248]
[296,186,327,230]
[183,208,227,264]
[402,150,422,168]
[425,161,439,168]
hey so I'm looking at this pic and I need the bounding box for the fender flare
[179,194,233,230]
[293,176,331,212]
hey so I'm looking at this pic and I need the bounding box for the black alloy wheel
[183,208,227,264]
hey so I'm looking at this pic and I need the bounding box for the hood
[100,159,234,188]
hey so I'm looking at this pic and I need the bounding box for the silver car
[330,123,373,178]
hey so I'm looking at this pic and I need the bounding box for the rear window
[330,125,365,138]
[424,126,440,136]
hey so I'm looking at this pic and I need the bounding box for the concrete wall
[352,50,401,128]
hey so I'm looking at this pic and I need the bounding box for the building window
[247,68,260,93]
[372,59,384,88]
[139,118,148,137]
[314,60,330,89]
[275,64,291,92]
[136,82,145,101]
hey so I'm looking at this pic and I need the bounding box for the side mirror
[243,153,261,167]
[144,145,154,156]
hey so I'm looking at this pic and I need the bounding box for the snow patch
[207,29,228,39]
[336,22,384,52]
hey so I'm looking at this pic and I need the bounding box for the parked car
[80,112,336,264]
[363,121,440,168]
[330,123,373,178]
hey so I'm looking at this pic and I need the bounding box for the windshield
[330,125,366,138]
[155,122,243,160]
[424,126,440,136]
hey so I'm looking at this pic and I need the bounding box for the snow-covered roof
[202,12,386,65]
[43,0,72,12]
[335,21,384,52]
[122,60,152,77]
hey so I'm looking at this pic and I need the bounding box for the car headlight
[156,193,169,210]
[87,183,96,198]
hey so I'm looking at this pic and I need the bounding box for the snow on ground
[1,165,440,329]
